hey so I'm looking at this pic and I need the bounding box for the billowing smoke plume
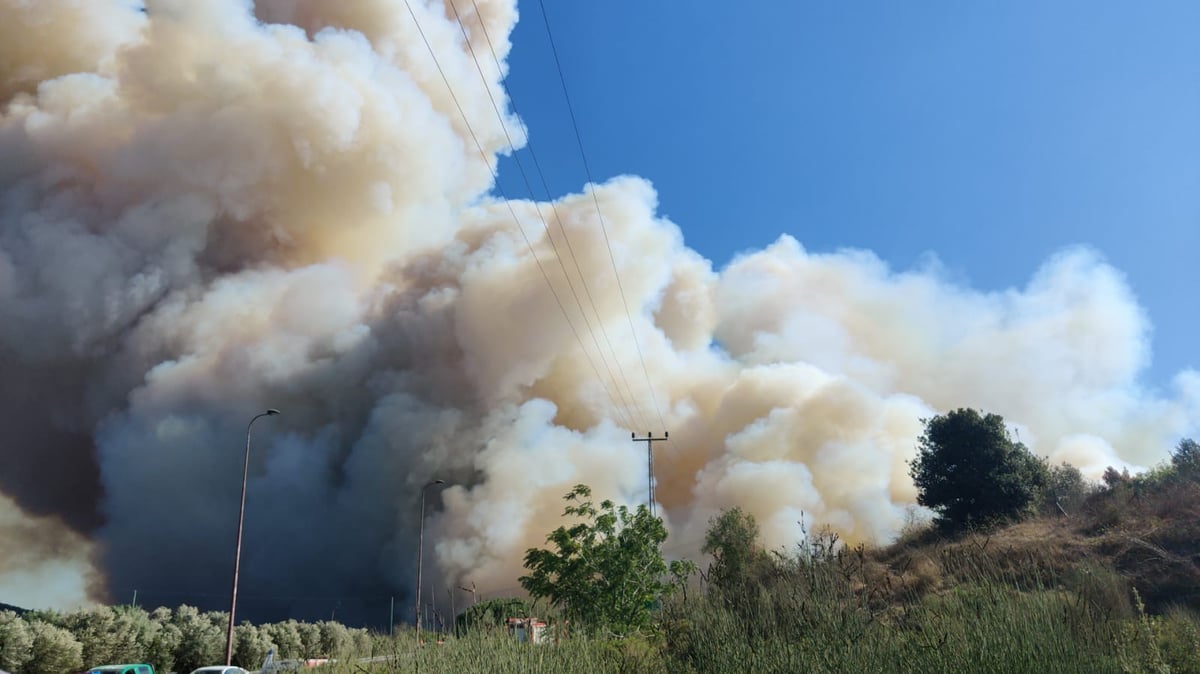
[1,0,1196,620]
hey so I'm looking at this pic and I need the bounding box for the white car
[188,668,250,674]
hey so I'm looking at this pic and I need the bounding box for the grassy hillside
[327,475,1200,673]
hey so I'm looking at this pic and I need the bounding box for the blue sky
[494,1,1198,389]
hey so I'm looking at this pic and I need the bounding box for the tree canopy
[1171,438,1200,481]
[702,507,768,596]
[909,408,1047,530]
[519,484,693,636]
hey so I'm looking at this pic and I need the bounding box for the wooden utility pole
[632,432,668,516]
[459,582,478,606]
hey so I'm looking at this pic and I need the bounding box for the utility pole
[459,582,477,606]
[389,596,394,636]
[632,432,668,517]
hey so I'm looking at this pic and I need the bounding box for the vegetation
[909,408,1047,530]
[0,605,373,673]
[8,429,1200,674]
[455,597,531,635]
[519,484,694,636]
[701,506,770,597]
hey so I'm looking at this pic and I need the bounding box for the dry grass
[864,477,1200,615]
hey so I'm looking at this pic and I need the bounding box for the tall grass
[304,533,1200,674]
[320,630,663,674]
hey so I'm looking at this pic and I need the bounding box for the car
[188,668,250,674]
[86,666,155,674]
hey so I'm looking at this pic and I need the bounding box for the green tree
[261,620,302,659]
[909,408,1047,530]
[348,628,372,657]
[143,608,180,674]
[0,610,33,672]
[24,620,83,674]
[316,620,349,657]
[1171,438,1200,482]
[296,621,321,658]
[170,606,223,673]
[1039,462,1092,515]
[520,484,694,636]
[454,597,532,635]
[233,622,270,668]
[63,605,149,667]
[702,507,769,596]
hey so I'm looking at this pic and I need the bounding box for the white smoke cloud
[0,0,1195,619]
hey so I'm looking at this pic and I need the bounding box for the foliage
[1116,589,1170,674]
[1040,461,1093,515]
[170,605,224,673]
[141,608,180,674]
[909,408,1047,530]
[1171,438,1200,482]
[1104,466,1133,490]
[25,620,83,674]
[455,598,532,635]
[317,619,351,656]
[64,606,148,667]
[702,507,770,596]
[1156,608,1200,674]
[233,621,270,668]
[296,620,322,658]
[262,620,303,660]
[0,610,33,672]
[2,602,377,673]
[520,484,694,636]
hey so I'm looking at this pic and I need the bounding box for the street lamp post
[415,479,445,643]
[225,409,280,666]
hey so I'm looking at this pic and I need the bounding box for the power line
[400,0,636,430]
[535,0,667,432]
[445,0,649,431]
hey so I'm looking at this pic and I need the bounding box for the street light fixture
[416,479,445,643]
[225,409,280,666]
